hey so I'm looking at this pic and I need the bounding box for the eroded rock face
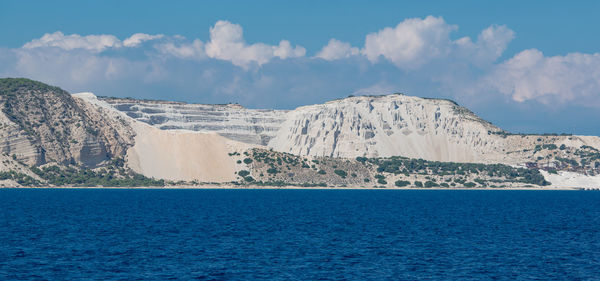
[102,98,287,146]
[268,95,507,162]
[104,94,513,163]
[89,93,600,166]
[0,79,134,167]
[0,110,40,165]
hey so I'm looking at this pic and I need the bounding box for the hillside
[104,93,600,167]
[1,78,599,188]
[0,78,134,167]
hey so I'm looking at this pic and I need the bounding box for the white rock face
[0,110,39,165]
[269,95,507,162]
[102,94,600,165]
[102,98,287,146]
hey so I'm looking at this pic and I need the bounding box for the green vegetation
[424,181,438,188]
[0,171,39,186]
[334,169,347,178]
[243,158,253,164]
[238,170,250,177]
[463,182,476,187]
[394,180,410,187]
[0,78,64,96]
[368,156,549,186]
[30,165,164,187]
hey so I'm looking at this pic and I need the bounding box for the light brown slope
[126,122,253,182]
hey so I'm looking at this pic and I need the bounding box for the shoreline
[1,185,585,190]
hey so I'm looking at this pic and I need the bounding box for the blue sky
[1,0,599,134]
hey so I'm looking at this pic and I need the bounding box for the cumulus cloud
[362,16,457,68]
[123,33,164,47]
[23,31,122,52]
[315,39,360,60]
[4,17,600,118]
[23,31,164,51]
[204,20,305,68]
[454,24,515,66]
[485,49,600,106]
[155,39,205,60]
[360,16,515,69]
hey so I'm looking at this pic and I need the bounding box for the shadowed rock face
[0,78,134,167]
[102,98,287,146]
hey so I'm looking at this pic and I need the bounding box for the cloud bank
[2,17,599,117]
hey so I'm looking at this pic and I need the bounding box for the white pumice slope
[74,93,253,182]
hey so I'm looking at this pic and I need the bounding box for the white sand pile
[127,122,253,182]
[74,92,254,183]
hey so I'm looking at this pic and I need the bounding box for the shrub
[463,182,477,187]
[377,178,387,185]
[424,181,438,188]
[414,181,423,187]
[238,170,250,177]
[244,176,254,182]
[394,180,410,187]
[317,170,326,175]
[243,158,253,164]
[334,169,347,178]
[267,168,279,174]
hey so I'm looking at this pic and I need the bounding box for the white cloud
[123,33,164,47]
[23,31,164,52]
[360,16,515,69]
[5,17,600,114]
[315,39,359,60]
[155,39,205,60]
[362,16,456,68]
[12,47,140,85]
[23,31,122,52]
[204,20,305,68]
[486,49,600,106]
[454,24,515,66]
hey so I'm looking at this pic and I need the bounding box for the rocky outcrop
[269,95,507,161]
[0,78,134,167]
[102,97,287,146]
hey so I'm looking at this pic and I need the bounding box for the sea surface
[1,189,599,280]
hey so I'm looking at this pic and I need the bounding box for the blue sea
[1,189,599,280]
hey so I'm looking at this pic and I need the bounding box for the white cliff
[103,98,287,146]
[102,93,600,166]
[269,95,506,162]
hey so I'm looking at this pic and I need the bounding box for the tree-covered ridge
[0,78,67,97]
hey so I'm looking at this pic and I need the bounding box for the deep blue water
[1,189,599,280]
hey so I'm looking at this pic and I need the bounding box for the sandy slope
[75,92,254,183]
[126,122,252,182]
